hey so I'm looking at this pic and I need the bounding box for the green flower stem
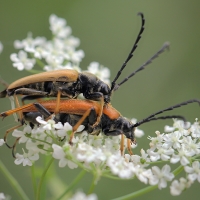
[26,135,52,146]
[88,176,96,194]
[111,164,184,200]
[56,170,86,200]
[103,174,133,181]
[31,164,37,198]
[35,58,45,69]
[0,160,30,200]
[111,185,158,200]
[173,164,183,176]
[36,158,54,200]
[27,69,43,74]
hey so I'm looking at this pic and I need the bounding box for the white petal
[59,158,68,168]
[12,129,24,137]
[36,116,47,124]
[52,144,65,159]
[0,139,5,146]
[76,125,85,132]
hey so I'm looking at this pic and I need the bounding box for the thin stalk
[36,158,54,200]
[31,164,37,198]
[0,160,30,200]
[56,170,86,200]
[35,58,45,69]
[27,69,43,74]
[102,174,133,181]
[173,165,183,176]
[111,185,158,200]
[87,175,96,194]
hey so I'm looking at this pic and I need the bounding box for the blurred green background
[0,0,200,199]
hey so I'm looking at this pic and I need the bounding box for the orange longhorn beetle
[1,98,199,157]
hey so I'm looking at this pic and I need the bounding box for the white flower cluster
[9,14,109,82]
[2,115,199,196]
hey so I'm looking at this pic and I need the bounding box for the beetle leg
[120,134,124,156]
[21,95,47,105]
[14,88,48,96]
[4,124,23,148]
[84,92,104,126]
[92,96,103,127]
[127,139,133,155]
[54,88,61,115]
[33,103,52,118]
[13,88,48,121]
[12,137,20,158]
[14,94,23,123]
[104,130,133,155]
[69,107,95,145]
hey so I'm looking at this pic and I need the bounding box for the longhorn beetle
[0,13,169,121]
[1,98,199,157]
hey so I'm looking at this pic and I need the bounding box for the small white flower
[170,178,192,196]
[190,119,200,138]
[36,116,58,131]
[76,143,106,164]
[147,131,164,150]
[0,42,3,54]
[170,147,190,166]
[10,50,36,71]
[56,122,73,137]
[107,154,134,179]
[162,131,182,149]
[104,136,120,154]
[49,14,72,38]
[181,136,200,156]
[68,49,85,63]
[0,139,5,146]
[149,165,174,189]
[184,161,200,182]
[132,166,153,184]
[131,149,150,166]
[12,125,32,144]
[87,62,110,85]
[52,144,77,169]
[147,147,174,161]
[14,33,46,52]
[174,120,190,135]
[14,150,39,166]
[164,125,175,133]
[69,191,98,200]
[0,193,5,200]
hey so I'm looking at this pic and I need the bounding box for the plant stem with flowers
[0,14,200,200]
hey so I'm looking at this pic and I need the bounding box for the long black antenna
[115,42,169,90]
[110,12,145,91]
[134,115,186,127]
[133,99,200,128]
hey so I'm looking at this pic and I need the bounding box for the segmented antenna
[110,12,145,91]
[115,42,169,90]
[134,115,186,127]
[133,99,200,128]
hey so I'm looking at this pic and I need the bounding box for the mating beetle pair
[0,13,199,156]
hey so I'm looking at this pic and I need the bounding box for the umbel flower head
[1,114,199,196]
